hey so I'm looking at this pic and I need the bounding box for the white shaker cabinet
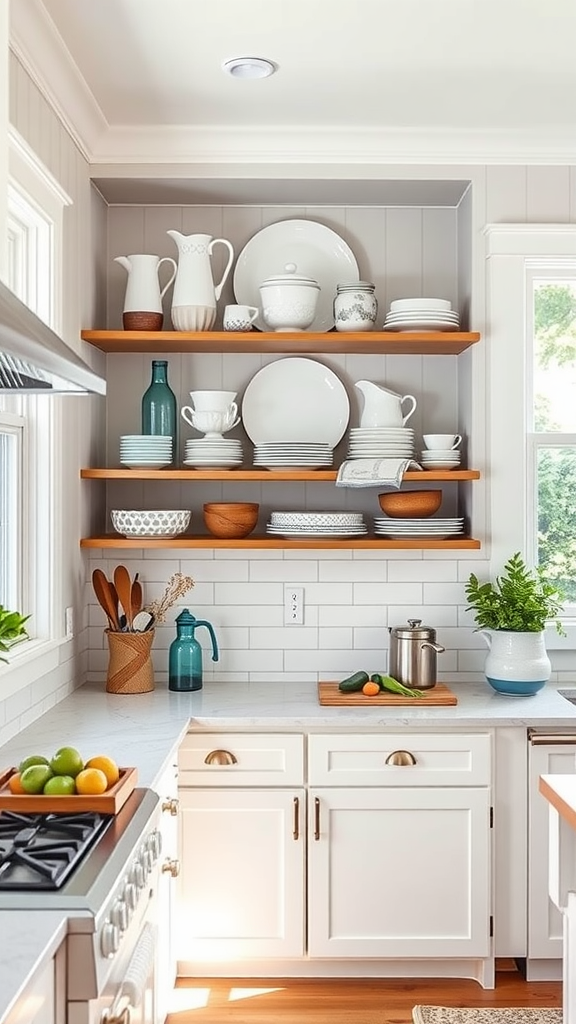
[154,755,180,1022]
[307,734,493,961]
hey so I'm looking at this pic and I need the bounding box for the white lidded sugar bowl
[334,281,378,332]
[259,263,320,331]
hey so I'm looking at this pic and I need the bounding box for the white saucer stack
[183,437,243,469]
[120,434,173,469]
[374,516,465,539]
[253,442,334,471]
[347,427,415,459]
[383,298,460,332]
[267,510,367,539]
[420,448,461,470]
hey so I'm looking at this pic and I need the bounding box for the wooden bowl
[203,502,260,539]
[378,490,442,518]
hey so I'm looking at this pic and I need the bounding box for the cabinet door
[155,758,179,1022]
[528,740,576,959]
[308,787,491,959]
[177,788,306,962]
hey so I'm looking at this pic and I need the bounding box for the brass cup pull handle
[204,749,238,765]
[161,858,180,877]
[162,798,179,815]
[385,750,417,766]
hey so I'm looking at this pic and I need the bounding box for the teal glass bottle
[141,359,177,462]
[168,610,219,692]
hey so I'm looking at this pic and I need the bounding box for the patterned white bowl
[111,509,191,538]
[270,510,364,527]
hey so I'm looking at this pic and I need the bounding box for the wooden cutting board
[318,681,458,706]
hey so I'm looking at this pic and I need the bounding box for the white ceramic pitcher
[167,231,235,331]
[114,253,177,330]
[355,380,417,428]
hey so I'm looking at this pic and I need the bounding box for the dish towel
[335,458,422,488]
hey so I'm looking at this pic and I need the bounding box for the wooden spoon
[92,569,121,631]
[131,579,143,626]
[114,564,134,631]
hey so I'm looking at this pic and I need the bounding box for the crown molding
[9,0,108,162]
[9,5,576,168]
[484,223,576,257]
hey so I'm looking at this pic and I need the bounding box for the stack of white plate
[267,510,367,539]
[253,442,334,471]
[347,427,415,459]
[120,434,172,469]
[183,437,243,469]
[374,516,465,540]
[420,449,461,470]
[383,298,460,332]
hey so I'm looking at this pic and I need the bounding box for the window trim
[485,224,576,649]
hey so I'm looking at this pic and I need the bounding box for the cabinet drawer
[179,733,304,786]
[308,733,491,787]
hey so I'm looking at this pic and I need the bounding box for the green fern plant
[465,552,566,634]
[0,606,30,663]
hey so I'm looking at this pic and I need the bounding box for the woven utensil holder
[105,629,155,694]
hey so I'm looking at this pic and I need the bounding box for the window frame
[485,224,576,650]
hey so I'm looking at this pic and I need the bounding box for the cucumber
[370,673,384,689]
[338,670,370,693]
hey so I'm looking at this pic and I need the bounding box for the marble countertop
[1,676,576,1022]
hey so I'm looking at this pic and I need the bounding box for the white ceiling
[11,0,576,165]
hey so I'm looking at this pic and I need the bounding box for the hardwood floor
[167,965,562,1024]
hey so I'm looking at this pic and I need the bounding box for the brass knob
[385,750,417,766]
[162,798,179,815]
[161,858,180,877]
[204,749,238,765]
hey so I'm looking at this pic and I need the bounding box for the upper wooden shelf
[81,330,481,357]
[81,468,480,482]
[80,534,481,551]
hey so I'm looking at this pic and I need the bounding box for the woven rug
[413,1008,562,1024]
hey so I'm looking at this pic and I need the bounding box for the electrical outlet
[284,586,304,625]
[65,606,74,638]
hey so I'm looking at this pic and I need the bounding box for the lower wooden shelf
[80,534,481,550]
[81,468,480,481]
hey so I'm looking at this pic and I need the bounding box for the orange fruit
[362,680,381,696]
[84,755,120,790]
[8,771,26,794]
[75,768,108,795]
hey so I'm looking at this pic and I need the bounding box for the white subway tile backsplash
[215,581,283,604]
[210,604,285,627]
[319,604,386,627]
[250,627,318,650]
[355,581,422,604]
[458,650,488,672]
[194,560,250,582]
[423,582,467,604]
[353,627,388,652]
[220,648,284,672]
[250,560,318,582]
[319,627,353,649]
[388,560,458,582]
[319,560,388,582]
[387,605,458,627]
[299,582,354,605]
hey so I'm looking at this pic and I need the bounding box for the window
[485,224,576,647]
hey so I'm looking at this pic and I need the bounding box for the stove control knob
[141,848,154,874]
[101,921,120,959]
[124,881,138,911]
[129,862,145,890]
[110,898,128,932]
[147,829,162,861]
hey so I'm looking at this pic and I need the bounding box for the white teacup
[423,433,462,451]
[188,390,237,413]
[223,304,259,331]
[181,405,239,436]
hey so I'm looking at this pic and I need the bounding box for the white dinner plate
[233,219,360,333]
[241,357,350,446]
[384,321,460,333]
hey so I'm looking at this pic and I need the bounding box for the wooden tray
[0,766,138,814]
[318,681,458,706]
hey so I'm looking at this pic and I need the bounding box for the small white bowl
[111,509,191,538]
[390,298,452,312]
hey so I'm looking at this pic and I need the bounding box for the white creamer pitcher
[355,380,417,428]
[114,253,177,331]
[167,231,235,331]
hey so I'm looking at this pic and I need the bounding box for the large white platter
[241,357,350,446]
[233,219,360,333]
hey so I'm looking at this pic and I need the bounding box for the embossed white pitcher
[355,380,417,428]
[167,231,234,331]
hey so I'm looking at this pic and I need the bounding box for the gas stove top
[0,788,159,915]
[0,809,112,890]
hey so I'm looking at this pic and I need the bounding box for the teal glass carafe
[141,359,177,462]
[168,609,219,691]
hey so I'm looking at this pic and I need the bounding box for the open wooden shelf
[80,534,481,551]
[81,329,481,356]
[81,468,480,482]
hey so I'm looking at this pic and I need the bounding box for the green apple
[20,764,53,794]
[43,775,76,796]
[18,754,50,773]
[50,747,84,778]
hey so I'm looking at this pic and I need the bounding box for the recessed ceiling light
[222,57,277,80]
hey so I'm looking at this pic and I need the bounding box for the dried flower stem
[147,571,194,624]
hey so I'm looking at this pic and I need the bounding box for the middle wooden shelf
[81,468,481,481]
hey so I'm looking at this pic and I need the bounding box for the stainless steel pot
[388,618,445,689]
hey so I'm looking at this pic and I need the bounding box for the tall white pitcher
[114,253,177,330]
[167,231,235,331]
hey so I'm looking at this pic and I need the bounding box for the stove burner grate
[0,809,113,890]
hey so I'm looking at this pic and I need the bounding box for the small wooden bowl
[378,490,442,518]
[203,502,260,539]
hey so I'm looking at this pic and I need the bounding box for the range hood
[0,278,106,395]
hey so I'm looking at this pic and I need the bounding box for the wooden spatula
[114,564,134,631]
[92,569,121,631]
